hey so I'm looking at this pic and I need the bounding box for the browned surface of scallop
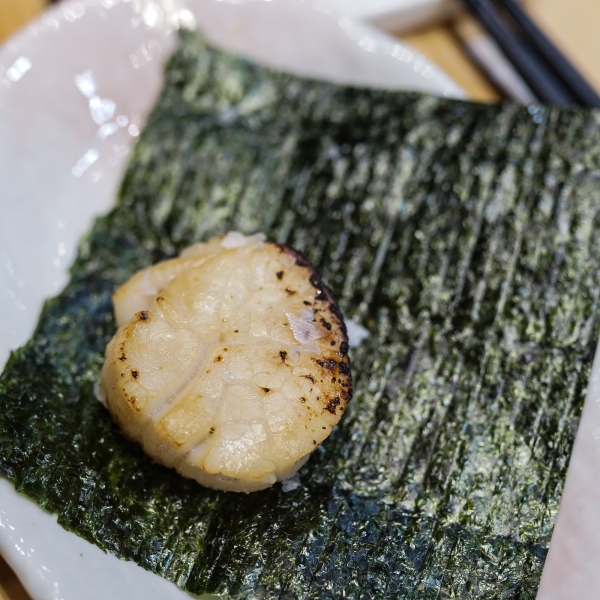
[101,233,352,492]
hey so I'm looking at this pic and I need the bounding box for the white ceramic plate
[0,1,463,598]
[332,0,461,32]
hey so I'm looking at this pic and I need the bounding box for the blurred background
[1,0,599,103]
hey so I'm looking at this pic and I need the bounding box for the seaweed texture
[2,30,600,598]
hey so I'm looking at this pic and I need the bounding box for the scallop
[101,232,352,492]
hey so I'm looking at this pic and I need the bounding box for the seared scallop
[101,232,352,492]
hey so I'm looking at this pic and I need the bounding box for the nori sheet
[2,29,600,598]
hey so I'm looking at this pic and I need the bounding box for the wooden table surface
[1,0,600,598]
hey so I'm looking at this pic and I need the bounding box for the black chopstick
[495,0,600,108]
[461,0,579,106]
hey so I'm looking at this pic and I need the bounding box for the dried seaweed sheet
[2,29,600,598]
